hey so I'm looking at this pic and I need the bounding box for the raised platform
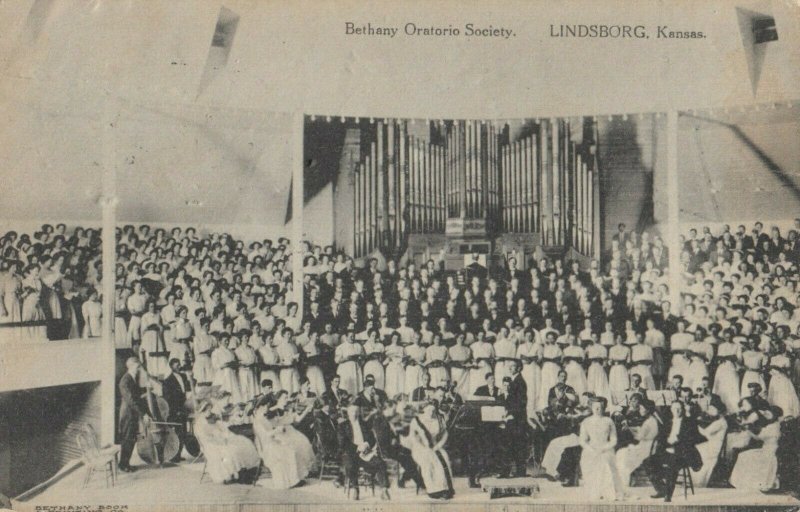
[14,460,799,511]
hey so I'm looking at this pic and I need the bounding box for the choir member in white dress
[425,334,450,388]
[448,333,472,398]
[766,344,800,418]
[357,329,382,390]
[713,329,741,414]
[211,333,242,403]
[469,333,495,395]
[563,338,587,396]
[335,332,365,396]
[538,332,563,409]
[668,320,693,382]
[608,334,631,403]
[629,333,655,390]
[384,332,406,398]
[81,288,102,338]
[276,328,301,395]
[192,318,217,386]
[585,335,611,403]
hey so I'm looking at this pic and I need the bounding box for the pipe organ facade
[347,117,601,268]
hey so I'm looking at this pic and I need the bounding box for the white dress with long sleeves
[253,409,315,489]
[384,343,406,398]
[579,415,625,500]
[616,415,658,486]
[690,416,728,487]
[335,341,365,396]
[586,344,611,403]
[713,342,741,414]
[767,353,800,418]
[730,421,781,491]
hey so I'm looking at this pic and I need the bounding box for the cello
[135,369,181,465]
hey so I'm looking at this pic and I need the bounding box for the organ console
[346,117,601,268]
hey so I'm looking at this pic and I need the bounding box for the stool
[675,465,694,499]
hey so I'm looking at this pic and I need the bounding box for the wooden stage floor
[14,460,800,511]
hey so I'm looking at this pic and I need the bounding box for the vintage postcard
[0,1,798,511]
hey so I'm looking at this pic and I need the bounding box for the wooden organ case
[345,117,601,271]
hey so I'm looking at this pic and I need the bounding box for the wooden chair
[629,439,659,487]
[344,468,376,499]
[675,464,695,499]
[75,424,120,489]
[314,431,340,481]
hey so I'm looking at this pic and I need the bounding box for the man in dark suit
[372,399,422,489]
[648,401,704,502]
[162,358,190,462]
[466,252,488,281]
[474,372,499,398]
[322,375,350,414]
[411,371,435,402]
[355,375,388,417]
[118,357,152,472]
[337,404,389,500]
[501,361,529,477]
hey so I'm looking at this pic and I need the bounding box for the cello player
[118,356,153,472]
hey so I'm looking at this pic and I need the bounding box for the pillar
[666,111,681,313]
[293,113,304,319]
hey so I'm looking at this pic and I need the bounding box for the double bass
[135,369,181,465]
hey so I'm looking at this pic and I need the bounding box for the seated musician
[194,400,261,484]
[292,377,318,441]
[678,386,702,419]
[665,374,684,395]
[313,396,344,487]
[355,375,388,418]
[443,379,464,407]
[252,390,315,489]
[373,399,423,489]
[722,386,773,473]
[474,372,499,398]
[647,400,704,502]
[548,370,576,406]
[337,402,390,500]
[616,398,659,486]
[541,391,592,484]
[611,392,645,449]
[253,379,275,409]
[322,374,350,414]
[162,358,191,462]
[412,371,435,402]
[627,373,648,398]
[694,376,721,412]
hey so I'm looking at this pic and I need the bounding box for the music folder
[480,405,507,422]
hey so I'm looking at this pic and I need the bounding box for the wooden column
[100,104,117,446]
[291,111,304,342]
[667,110,681,311]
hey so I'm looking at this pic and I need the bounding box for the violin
[135,369,181,465]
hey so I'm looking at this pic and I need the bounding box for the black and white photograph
[1,0,800,511]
